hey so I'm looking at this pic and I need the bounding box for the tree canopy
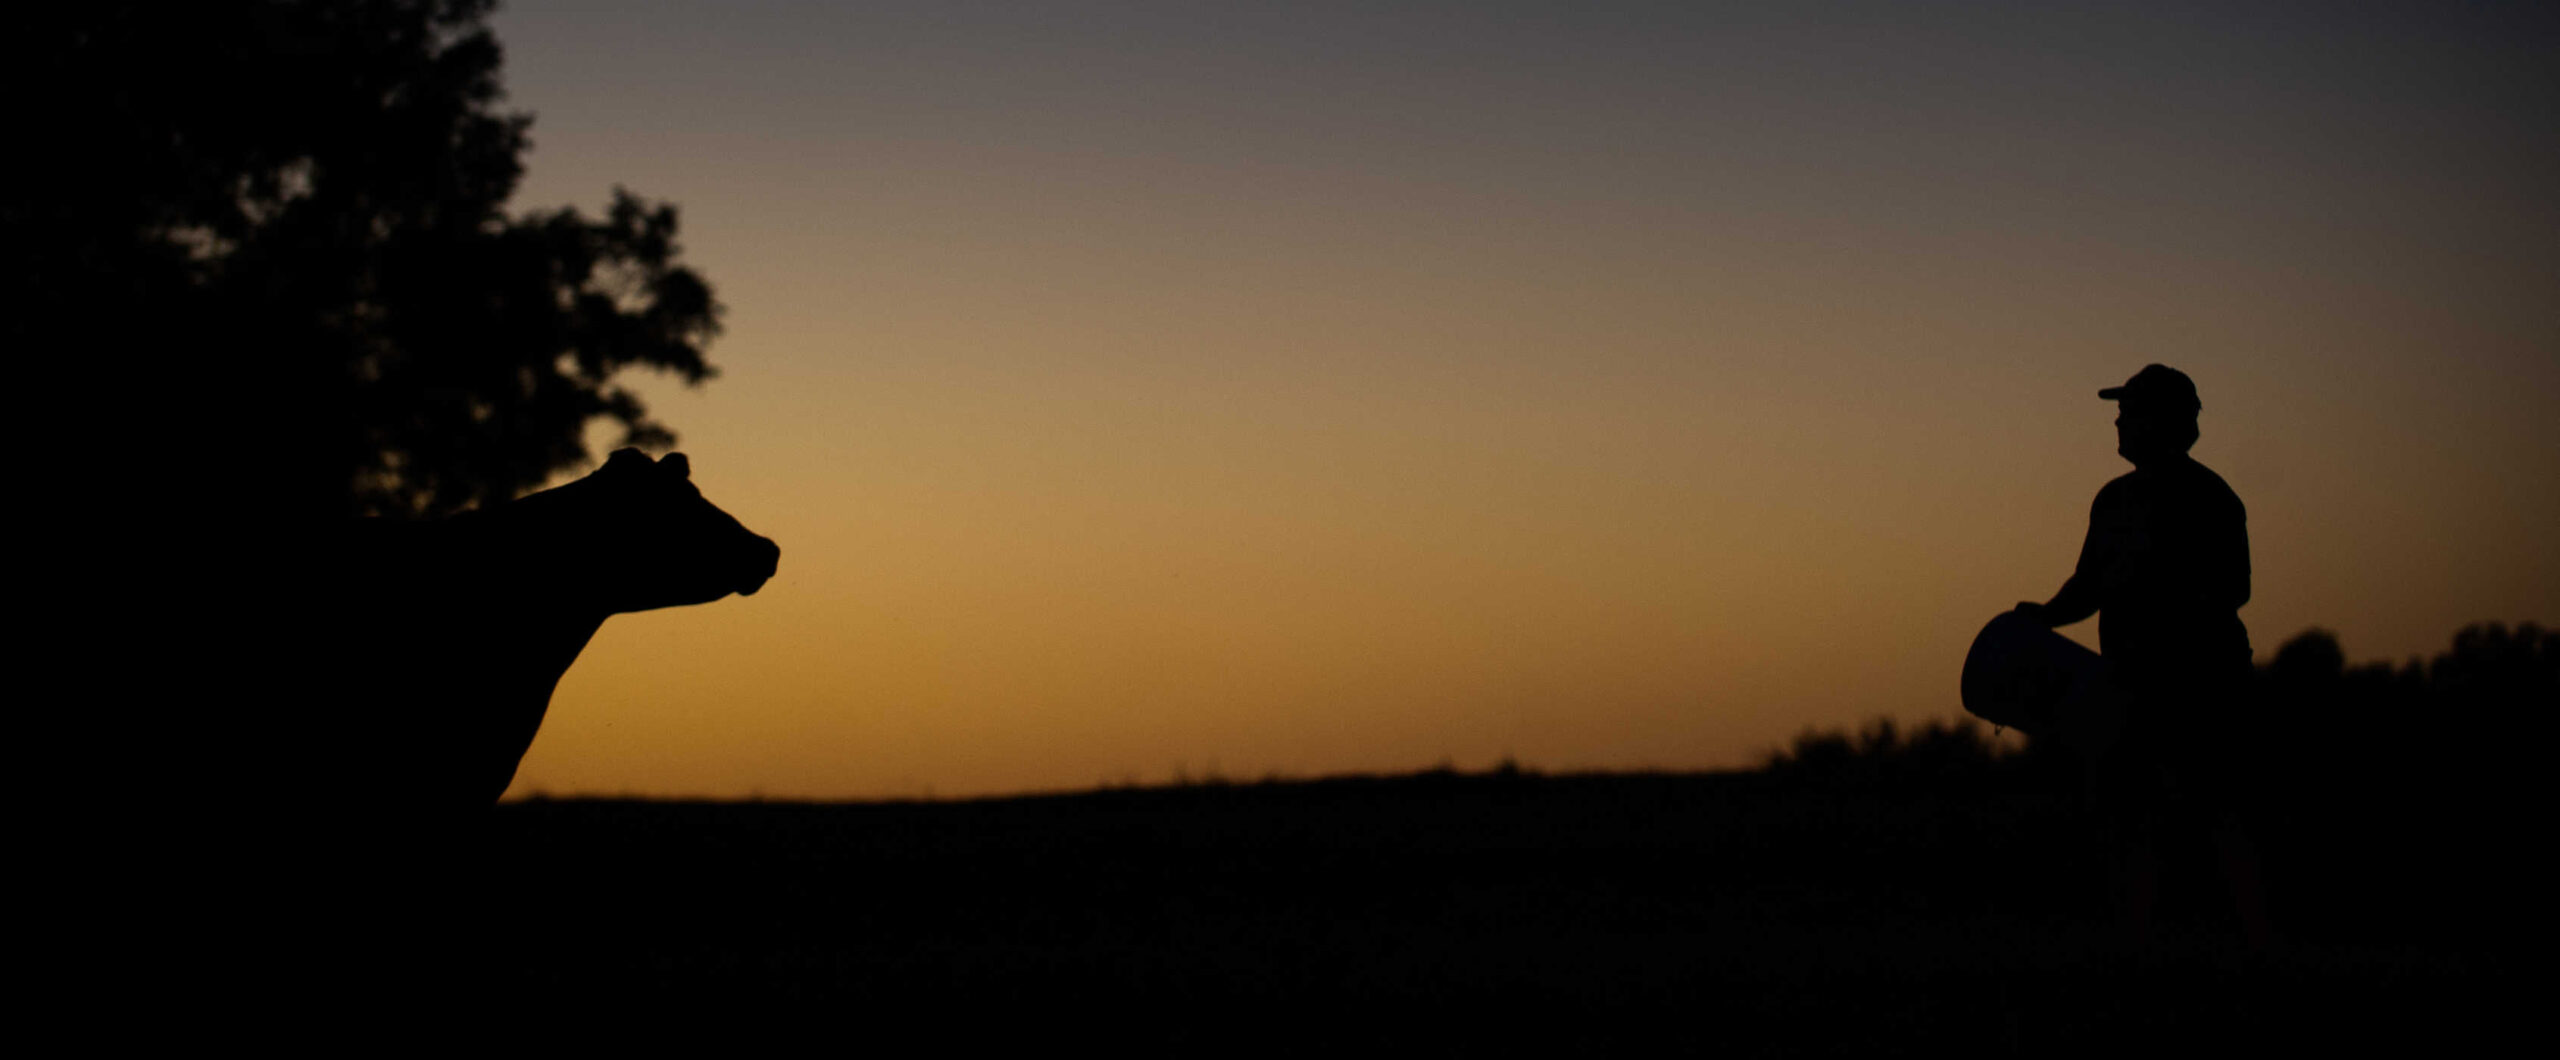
[21,0,719,518]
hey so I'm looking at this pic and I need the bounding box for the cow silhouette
[278,448,780,812]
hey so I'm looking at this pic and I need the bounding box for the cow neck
[441,503,613,683]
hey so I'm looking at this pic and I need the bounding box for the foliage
[2255,621,2553,769]
[1768,620,2552,798]
[1764,716,2032,786]
[2248,621,2551,940]
[19,0,718,518]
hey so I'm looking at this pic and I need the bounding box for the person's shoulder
[2180,457,2237,492]
[2178,458,2245,512]
[2088,471,2150,499]
[2095,470,2138,503]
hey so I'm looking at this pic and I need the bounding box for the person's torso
[2091,459,2250,678]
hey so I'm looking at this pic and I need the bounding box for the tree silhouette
[2249,621,2551,942]
[21,0,718,518]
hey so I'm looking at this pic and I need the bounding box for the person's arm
[2023,572,2098,628]
[2018,490,2107,628]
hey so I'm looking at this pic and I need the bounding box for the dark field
[436,761,2497,1052]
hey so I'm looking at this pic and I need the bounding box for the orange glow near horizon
[487,2,2556,799]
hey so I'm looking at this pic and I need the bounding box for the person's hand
[2012,601,2052,627]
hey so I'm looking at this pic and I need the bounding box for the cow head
[551,448,782,615]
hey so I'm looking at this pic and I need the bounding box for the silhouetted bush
[1763,716,2038,790]
[1750,621,2547,945]
[2253,621,2552,943]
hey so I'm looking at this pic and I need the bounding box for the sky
[483,0,2557,799]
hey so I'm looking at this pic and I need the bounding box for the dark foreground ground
[396,764,2501,1052]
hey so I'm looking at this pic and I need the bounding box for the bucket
[1960,610,2128,755]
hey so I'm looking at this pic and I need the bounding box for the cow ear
[604,448,651,474]
[662,452,692,480]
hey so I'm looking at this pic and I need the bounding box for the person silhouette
[2014,365,2273,947]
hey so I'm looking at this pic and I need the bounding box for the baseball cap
[2099,364,2200,415]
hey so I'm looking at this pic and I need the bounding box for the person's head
[2100,364,2201,466]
